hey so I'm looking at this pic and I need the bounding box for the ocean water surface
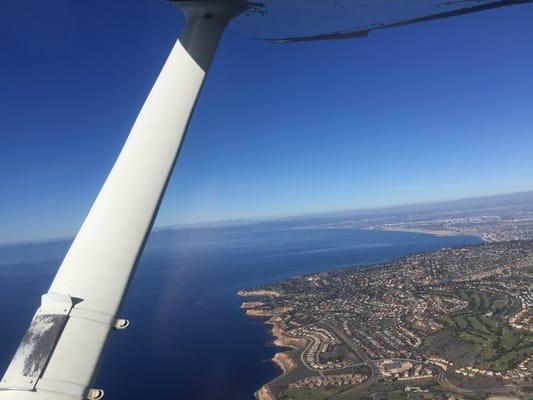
[0,226,482,399]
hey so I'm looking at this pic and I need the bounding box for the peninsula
[240,240,533,400]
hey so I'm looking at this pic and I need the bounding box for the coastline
[238,233,489,400]
[374,226,492,242]
[256,385,275,400]
[372,226,461,237]
[238,291,306,400]
[256,319,305,400]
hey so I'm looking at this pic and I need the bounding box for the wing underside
[230,0,533,42]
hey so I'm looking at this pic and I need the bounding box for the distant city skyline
[1,1,532,244]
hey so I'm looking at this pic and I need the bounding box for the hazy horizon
[2,188,531,247]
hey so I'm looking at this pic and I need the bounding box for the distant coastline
[371,226,463,237]
[370,226,493,242]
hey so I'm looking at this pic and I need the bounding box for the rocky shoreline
[256,385,275,400]
[239,290,305,400]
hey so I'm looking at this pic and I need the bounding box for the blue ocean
[0,226,481,399]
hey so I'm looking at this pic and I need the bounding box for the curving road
[294,322,526,397]
[322,322,381,385]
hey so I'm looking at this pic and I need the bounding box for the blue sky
[1,1,532,244]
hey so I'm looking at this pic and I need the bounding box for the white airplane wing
[231,0,532,42]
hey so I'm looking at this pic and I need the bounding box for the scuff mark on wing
[13,314,68,378]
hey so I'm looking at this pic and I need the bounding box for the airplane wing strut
[0,4,241,399]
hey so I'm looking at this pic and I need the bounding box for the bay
[0,226,482,399]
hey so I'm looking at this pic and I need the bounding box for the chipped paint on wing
[7,313,68,381]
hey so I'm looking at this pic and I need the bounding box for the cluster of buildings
[509,288,533,332]
[455,357,532,381]
[290,325,350,370]
[370,211,533,242]
[343,322,421,360]
[288,373,366,389]
[243,240,533,393]
[404,386,429,393]
[426,357,452,371]
[379,360,434,380]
